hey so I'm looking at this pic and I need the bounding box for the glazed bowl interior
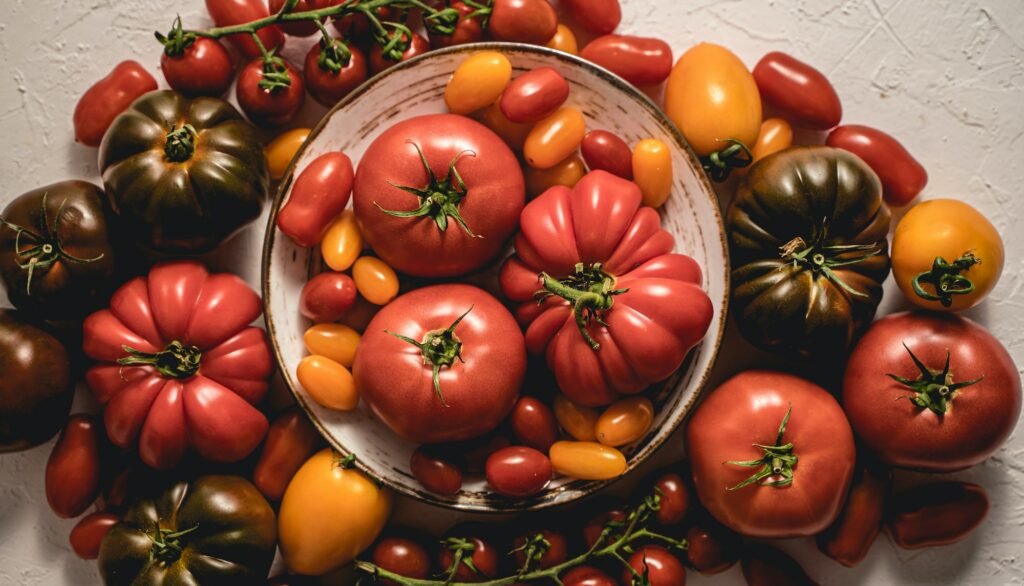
[262,42,728,512]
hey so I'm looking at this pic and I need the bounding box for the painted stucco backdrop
[1,0,1022,584]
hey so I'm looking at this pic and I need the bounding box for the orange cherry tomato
[547,24,578,55]
[474,102,532,152]
[352,257,399,305]
[525,154,587,198]
[303,323,361,368]
[554,394,600,441]
[524,107,586,169]
[549,441,627,480]
[749,117,793,165]
[321,210,363,272]
[632,138,673,207]
[297,355,358,411]
[445,51,513,115]
[265,128,311,180]
[595,396,654,447]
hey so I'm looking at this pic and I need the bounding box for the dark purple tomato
[371,536,432,584]
[685,519,740,575]
[622,545,687,586]
[488,0,557,45]
[429,1,484,48]
[485,446,552,497]
[741,544,815,586]
[500,67,570,124]
[438,533,499,582]
[583,508,627,549]
[299,272,357,322]
[653,472,690,526]
[581,35,673,86]
[512,528,569,570]
[826,124,927,207]
[410,447,463,496]
[510,396,559,452]
[581,130,633,179]
[562,0,621,35]
[753,51,842,130]
[304,42,369,108]
[888,482,989,549]
[562,566,617,586]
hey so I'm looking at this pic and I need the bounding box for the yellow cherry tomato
[279,449,391,575]
[444,51,513,116]
[524,106,586,169]
[892,199,1004,312]
[265,127,311,180]
[321,210,363,271]
[595,396,654,447]
[525,153,586,198]
[547,24,578,55]
[296,355,358,411]
[632,139,673,208]
[352,256,399,305]
[749,117,793,165]
[549,441,627,480]
[664,43,762,157]
[475,101,532,152]
[553,394,600,441]
[304,323,360,367]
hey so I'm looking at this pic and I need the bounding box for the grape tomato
[753,51,842,130]
[69,512,118,560]
[411,447,464,495]
[524,107,586,169]
[547,24,579,55]
[488,0,558,45]
[525,154,587,198]
[352,257,400,305]
[749,118,793,166]
[485,446,553,497]
[632,138,673,208]
[321,210,363,272]
[595,396,654,447]
[277,151,354,247]
[581,35,673,86]
[562,0,621,35]
[475,102,533,152]
[510,396,559,451]
[73,61,157,147]
[826,124,927,207]
[549,441,626,480]
[500,67,570,124]
[888,482,989,549]
[554,394,599,441]
[296,355,358,411]
[581,130,633,179]
[300,272,357,323]
[265,128,312,181]
[303,323,360,367]
[445,51,513,116]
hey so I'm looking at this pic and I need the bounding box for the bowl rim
[261,41,730,513]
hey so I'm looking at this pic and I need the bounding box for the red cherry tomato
[252,408,322,501]
[816,457,891,567]
[278,152,355,247]
[304,42,369,108]
[269,0,321,36]
[562,0,621,35]
[485,446,552,497]
[73,61,157,146]
[753,52,842,130]
[826,124,927,206]
[45,415,101,518]
[329,3,396,39]
[369,32,430,74]
[580,130,633,179]
[438,533,499,581]
[652,472,690,526]
[488,0,558,44]
[622,545,687,586]
[410,447,464,495]
[428,1,484,48]
[236,58,306,127]
[160,37,234,98]
[741,544,815,586]
[512,528,568,570]
[509,396,559,452]
[888,482,989,549]
[371,536,432,584]
[205,0,286,59]
[500,67,570,124]
[581,35,673,86]
[300,272,357,322]
[686,518,741,575]
[583,508,626,549]
[69,512,118,560]
[562,566,617,586]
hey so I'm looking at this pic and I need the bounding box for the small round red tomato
[305,42,369,108]
[300,272,357,322]
[45,415,101,518]
[369,32,429,74]
[410,446,464,495]
[500,67,570,124]
[512,528,568,570]
[843,312,1020,472]
[278,151,355,247]
[888,482,989,549]
[371,535,432,584]
[269,0,321,36]
[562,0,621,35]
[583,508,626,549]
[686,519,740,575]
[510,396,559,451]
[429,1,484,48]
[562,566,617,586]
[652,471,690,526]
[741,544,815,586]
[581,130,632,179]
[826,124,927,206]
[205,0,285,59]
[438,532,499,582]
[69,512,118,560]
[158,36,234,98]
[581,35,673,86]
[622,545,686,586]
[488,0,557,44]
[236,57,305,127]
[753,51,842,130]
[252,408,321,501]
[486,446,552,497]
[74,61,157,146]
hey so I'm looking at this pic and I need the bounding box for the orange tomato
[549,441,627,480]
[303,323,360,367]
[525,153,587,198]
[265,128,311,180]
[296,355,358,411]
[474,101,533,152]
[352,256,399,305]
[553,394,600,441]
[632,138,673,207]
[595,396,654,447]
[524,106,586,169]
[444,51,513,115]
[547,24,578,55]
[321,210,363,271]
[750,117,793,165]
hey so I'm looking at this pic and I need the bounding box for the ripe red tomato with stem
[73,61,157,146]
[157,20,234,98]
[753,51,842,130]
[562,566,617,586]
[236,56,305,127]
[487,0,558,44]
[511,528,568,570]
[370,535,432,584]
[581,35,674,86]
[826,124,927,206]
[438,530,500,582]
[562,0,621,35]
[205,0,286,59]
[269,0,321,36]
[651,471,690,526]
[369,31,430,74]
[622,545,687,586]
[427,1,484,48]
[304,40,368,107]
[583,508,626,549]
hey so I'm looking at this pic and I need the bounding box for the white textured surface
[0,0,1022,584]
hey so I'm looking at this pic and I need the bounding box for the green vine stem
[385,306,473,407]
[911,252,980,307]
[888,343,983,415]
[779,236,884,299]
[725,403,798,490]
[700,139,752,182]
[534,263,629,351]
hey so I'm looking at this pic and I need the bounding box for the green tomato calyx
[148,522,199,565]
[725,403,798,491]
[535,262,629,352]
[385,306,473,408]
[780,235,885,299]
[119,340,202,380]
[701,138,752,182]
[164,123,198,163]
[911,252,980,308]
[888,343,983,415]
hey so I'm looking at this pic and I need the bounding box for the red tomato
[741,544,815,586]
[509,396,559,451]
[328,2,395,39]
[685,518,740,575]
[816,457,891,567]
[843,312,1020,472]
[826,125,927,206]
[581,130,633,179]
[353,284,526,443]
[428,1,484,48]
[485,446,552,497]
[581,35,673,86]
[252,408,322,501]
[353,114,525,277]
[488,0,558,44]
[583,508,626,549]
[458,434,512,473]
[205,0,285,59]
[888,482,989,549]
[159,37,234,98]
[371,536,432,583]
[512,528,568,569]
[69,512,118,560]
[299,272,358,323]
[269,0,320,36]
[438,532,499,581]
[500,171,712,405]
[73,61,157,146]
[410,446,464,495]
[753,51,842,130]
[652,471,690,526]
[369,32,430,74]
[45,415,101,518]
[278,152,355,247]
[562,0,621,35]
[622,545,687,586]
[236,57,305,127]
[562,566,617,586]
[83,261,272,469]
[686,370,856,538]
[304,42,369,108]
[500,67,570,124]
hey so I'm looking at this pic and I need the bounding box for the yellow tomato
[525,153,587,198]
[549,441,627,480]
[352,256,399,305]
[547,24,578,55]
[279,449,391,575]
[749,117,793,165]
[595,396,654,447]
[265,128,311,180]
[524,107,586,169]
[321,210,363,272]
[444,51,513,115]
[664,43,762,157]
[632,138,673,207]
[892,199,1004,312]
[296,355,358,411]
[474,101,533,152]
[553,394,599,441]
[304,323,360,367]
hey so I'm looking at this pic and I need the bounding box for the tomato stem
[164,123,198,163]
[887,343,983,415]
[700,138,752,182]
[535,263,628,351]
[724,403,798,491]
[911,252,980,308]
[147,522,200,565]
[385,306,472,407]
[779,236,884,299]
[118,341,202,379]
[154,15,197,57]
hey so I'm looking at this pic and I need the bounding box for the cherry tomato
[411,447,464,495]
[512,528,568,570]
[269,0,321,36]
[741,544,815,586]
[236,57,305,127]
[445,51,513,116]
[553,394,599,441]
[266,128,312,181]
[371,536,432,584]
[159,37,234,98]
[429,1,484,48]
[562,566,616,586]
[69,512,118,560]
[300,272,358,322]
[753,51,842,130]
[581,130,632,179]
[826,124,927,206]
[474,102,533,152]
[510,396,559,451]
[524,107,586,169]
[622,545,686,586]
[328,2,395,39]
[581,35,673,86]
[74,61,157,146]
[525,154,586,198]
[686,519,740,575]
[583,508,626,548]
[547,24,578,54]
[632,139,673,208]
[500,67,570,124]
[321,210,364,272]
[305,42,369,108]
[205,0,286,59]
[45,415,101,518]
[888,482,989,549]
[562,0,621,35]
[488,0,558,44]
[297,355,359,410]
[278,152,355,247]
[352,257,400,305]
[486,446,552,497]
[438,532,499,581]
[816,458,891,567]
[253,408,322,501]
[369,32,430,74]
[652,471,690,526]
[549,441,626,480]
[304,323,360,367]
[748,118,793,166]
[594,396,653,447]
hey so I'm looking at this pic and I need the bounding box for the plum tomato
[632,138,673,208]
[411,446,464,495]
[500,67,570,124]
[816,457,891,567]
[296,355,358,411]
[562,566,617,586]
[826,124,927,206]
[74,61,157,146]
[686,518,741,575]
[205,0,285,59]
[549,441,626,480]
[236,57,305,127]
[445,51,513,116]
[300,272,357,322]
[525,154,587,198]
[488,0,558,45]
[562,0,621,35]
[595,396,653,447]
[438,532,499,581]
[265,128,312,181]
[523,107,586,169]
[303,323,360,367]
[748,117,793,166]
[69,512,118,560]
[888,482,989,549]
[581,35,673,86]
[485,446,553,497]
[277,152,354,247]
[581,130,632,179]
[369,32,429,74]
[321,210,364,272]
[352,257,400,305]
[158,36,234,98]
[252,408,322,501]
[305,42,369,108]
[753,51,842,130]
[622,545,687,586]
[512,528,568,570]
[371,535,432,583]
[474,101,533,152]
[45,415,101,518]
[741,544,815,586]
[553,394,599,441]
[651,471,690,526]
[510,397,559,452]
[428,1,484,48]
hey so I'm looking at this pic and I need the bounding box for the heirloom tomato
[888,482,989,549]
[74,61,157,147]
[46,415,101,518]
[562,0,621,35]
[83,261,272,469]
[158,33,234,98]
[500,171,712,405]
[445,51,513,116]
[488,0,558,44]
[827,124,927,206]
[304,42,369,108]
[205,0,285,59]
[753,51,842,130]
[236,57,305,127]
[581,35,673,86]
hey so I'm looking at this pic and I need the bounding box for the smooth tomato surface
[236,58,305,127]
[160,37,234,98]
[753,51,842,130]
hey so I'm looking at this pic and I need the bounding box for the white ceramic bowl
[262,42,728,512]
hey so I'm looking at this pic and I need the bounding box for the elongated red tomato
[581,35,673,86]
[70,512,118,560]
[753,52,842,130]
[411,447,463,495]
[888,482,989,549]
[160,37,234,98]
[485,446,552,497]
[205,0,285,59]
[278,152,354,247]
[74,61,157,146]
[253,408,322,501]
[45,415,101,518]
[562,0,621,35]
[826,125,927,206]
[500,67,570,124]
[742,544,815,586]
[817,457,891,567]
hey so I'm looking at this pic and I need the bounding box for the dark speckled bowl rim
[261,41,729,513]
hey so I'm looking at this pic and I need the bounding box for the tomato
[328,1,394,38]
[632,138,673,208]
[748,117,792,166]
[651,471,690,526]
[500,67,570,124]
[300,272,358,322]
[753,52,842,130]
[266,128,312,181]
[304,323,360,367]
[253,408,322,501]
[69,512,118,560]
[459,434,512,473]
[371,536,432,583]
[279,449,392,574]
[237,57,305,127]
[816,457,891,567]
[524,107,586,169]
[741,544,815,586]
[664,43,762,158]
[269,0,321,36]
[594,396,653,447]
[888,482,989,549]
[369,32,430,74]
[297,354,359,411]
[205,0,285,59]
[501,171,712,404]
[581,130,632,179]
[475,101,533,152]
[278,152,355,247]
[826,124,927,206]
[562,0,621,35]
[843,312,1020,472]
[622,545,686,586]
[510,396,559,451]
[581,35,673,87]
[488,0,558,44]
[438,532,499,582]
[525,154,587,198]
[686,518,740,575]
[321,210,364,271]
[305,42,369,108]
[549,441,626,480]
[554,394,599,440]
[353,114,525,277]
[563,566,617,586]
[686,370,856,538]
[485,446,552,497]
[157,33,233,99]
[411,447,464,495]
[0,313,69,452]
[547,24,578,54]
[352,257,400,305]
[446,51,513,116]
[83,261,272,469]
[428,1,484,48]
[512,528,568,570]
[45,415,101,518]
[583,508,627,548]
[339,296,382,332]
[74,61,157,147]
[891,199,1003,311]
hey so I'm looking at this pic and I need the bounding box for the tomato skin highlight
[632,138,673,208]
[488,0,558,45]
[69,512,118,560]
[500,67,570,124]
[266,128,312,181]
[74,61,157,147]
[581,130,633,179]
[304,43,369,108]
[581,35,673,86]
[562,565,617,586]
[205,0,286,59]
[888,482,989,549]
[817,457,891,567]
[510,396,559,451]
[446,51,513,116]
[45,415,101,518]
[161,37,234,98]
[562,0,621,34]
[826,124,927,206]
[485,446,553,497]
[410,447,464,495]
[253,408,322,501]
[278,152,354,247]
[299,272,357,322]
[622,545,687,586]
[549,441,626,480]
[236,58,305,127]
[753,51,842,130]
[321,210,363,272]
